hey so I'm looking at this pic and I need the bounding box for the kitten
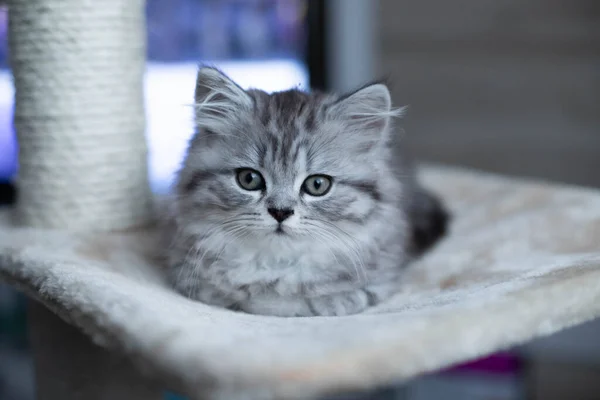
[165,67,449,317]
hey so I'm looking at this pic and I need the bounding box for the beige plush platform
[1,166,599,400]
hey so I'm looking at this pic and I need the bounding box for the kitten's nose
[267,208,294,223]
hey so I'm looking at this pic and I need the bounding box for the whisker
[300,219,368,284]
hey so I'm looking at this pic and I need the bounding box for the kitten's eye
[236,168,265,191]
[302,175,332,196]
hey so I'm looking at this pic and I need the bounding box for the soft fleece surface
[1,166,600,399]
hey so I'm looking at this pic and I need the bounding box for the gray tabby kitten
[166,67,449,317]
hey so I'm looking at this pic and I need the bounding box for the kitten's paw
[306,289,378,316]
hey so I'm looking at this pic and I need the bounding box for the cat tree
[1,1,600,399]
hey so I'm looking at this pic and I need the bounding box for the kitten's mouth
[274,225,287,235]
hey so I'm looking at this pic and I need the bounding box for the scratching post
[8,1,158,398]
[0,0,600,399]
[10,0,153,230]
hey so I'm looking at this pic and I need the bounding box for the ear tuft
[193,66,252,128]
[329,83,404,137]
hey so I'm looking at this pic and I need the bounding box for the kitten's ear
[328,83,401,138]
[194,67,253,126]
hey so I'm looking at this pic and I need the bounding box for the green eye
[302,175,332,196]
[236,169,265,191]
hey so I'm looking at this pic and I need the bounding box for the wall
[379,0,600,187]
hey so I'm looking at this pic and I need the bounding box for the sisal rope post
[8,1,160,398]
[9,0,153,231]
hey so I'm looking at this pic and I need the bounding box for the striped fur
[165,67,448,317]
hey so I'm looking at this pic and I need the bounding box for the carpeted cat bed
[2,166,600,399]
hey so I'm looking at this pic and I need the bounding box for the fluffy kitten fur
[166,67,449,317]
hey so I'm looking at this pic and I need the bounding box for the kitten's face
[175,68,401,250]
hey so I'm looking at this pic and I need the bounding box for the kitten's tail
[405,186,450,257]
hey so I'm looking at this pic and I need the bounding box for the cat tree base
[1,166,600,400]
[28,302,162,400]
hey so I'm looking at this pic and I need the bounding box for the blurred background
[0,1,599,399]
